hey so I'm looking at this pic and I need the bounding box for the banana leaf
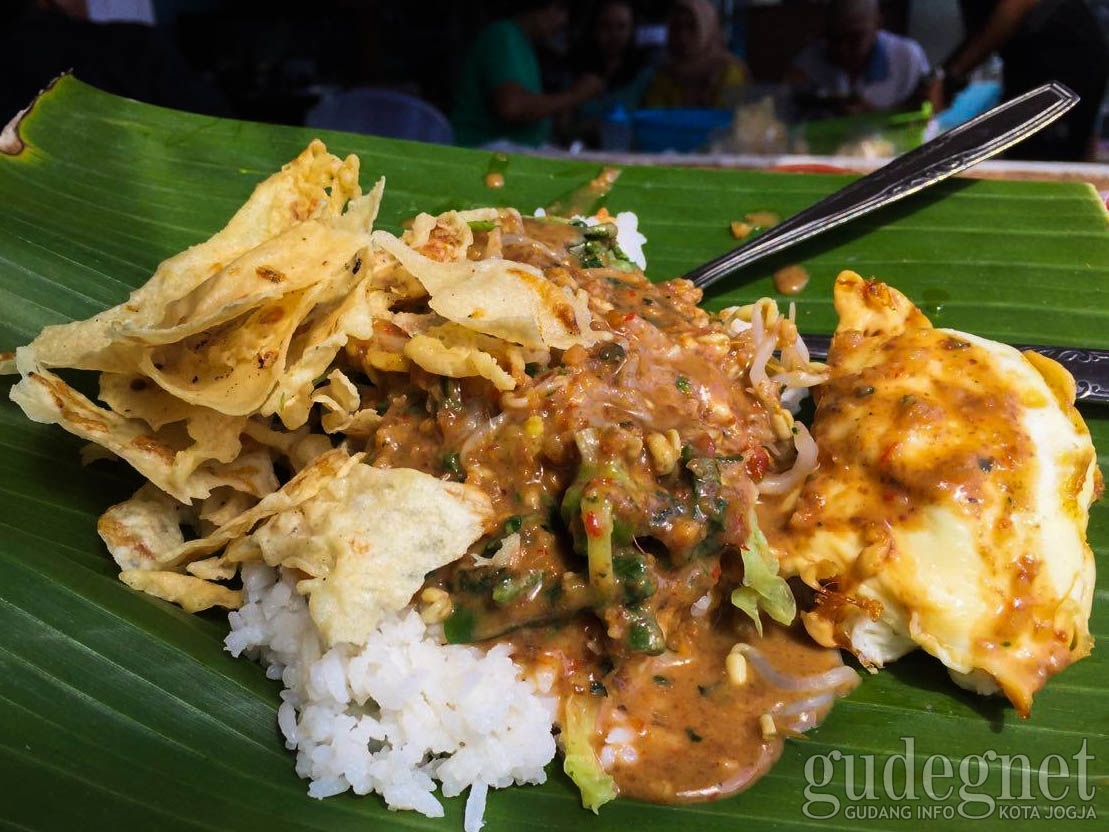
[1,77,1107,831]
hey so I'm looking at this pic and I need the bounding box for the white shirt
[794,30,930,109]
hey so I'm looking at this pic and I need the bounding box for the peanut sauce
[787,329,1032,536]
[484,151,509,190]
[356,214,854,805]
[773,264,809,296]
[544,166,621,216]
[506,611,853,805]
[602,615,851,803]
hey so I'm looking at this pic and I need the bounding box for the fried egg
[772,271,1100,716]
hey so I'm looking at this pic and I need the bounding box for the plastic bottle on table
[601,105,633,152]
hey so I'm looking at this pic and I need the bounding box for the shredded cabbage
[562,695,617,813]
[731,509,796,635]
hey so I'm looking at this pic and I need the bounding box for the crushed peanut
[418,587,453,623]
[647,431,680,475]
[726,645,748,685]
[759,713,778,739]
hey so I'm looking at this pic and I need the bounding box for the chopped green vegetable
[443,451,464,480]
[581,492,615,601]
[491,570,542,605]
[626,607,665,654]
[443,607,476,643]
[562,695,618,813]
[730,510,797,635]
[675,375,692,394]
[611,516,634,545]
[613,553,655,603]
[583,222,617,240]
[467,219,497,232]
[684,455,731,560]
[565,220,633,270]
[456,567,500,593]
[561,428,636,532]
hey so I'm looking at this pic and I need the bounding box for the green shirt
[452,19,549,147]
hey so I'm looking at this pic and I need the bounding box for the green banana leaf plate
[2,77,1107,832]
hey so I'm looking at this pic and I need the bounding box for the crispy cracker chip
[119,569,242,613]
[10,366,272,501]
[142,183,382,341]
[261,281,392,428]
[202,447,281,498]
[99,372,207,430]
[98,483,194,571]
[306,370,381,435]
[98,376,254,487]
[373,230,599,350]
[404,208,497,262]
[159,448,364,568]
[249,464,493,646]
[405,332,516,391]
[197,488,258,534]
[19,141,365,374]
[138,286,321,416]
[241,421,335,471]
[186,555,238,582]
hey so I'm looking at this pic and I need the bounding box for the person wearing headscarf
[790,0,930,115]
[644,0,747,109]
[567,0,655,146]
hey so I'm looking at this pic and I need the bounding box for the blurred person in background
[85,0,153,24]
[451,0,605,147]
[566,0,654,146]
[930,0,1109,160]
[789,0,930,116]
[644,0,747,109]
[0,0,230,122]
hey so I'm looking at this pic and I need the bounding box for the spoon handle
[802,334,1109,406]
[686,82,1079,290]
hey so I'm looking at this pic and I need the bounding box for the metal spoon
[683,82,1109,405]
[684,82,1078,289]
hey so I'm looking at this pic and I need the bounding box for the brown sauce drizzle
[601,616,853,803]
[773,265,810,296]
[363,212,852,807]
[544,166,622,217]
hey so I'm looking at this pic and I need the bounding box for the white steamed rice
[225,563,557,831]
